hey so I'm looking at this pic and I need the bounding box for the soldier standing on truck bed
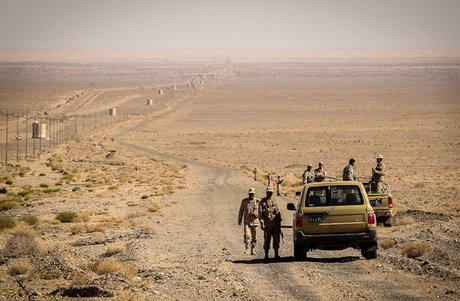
[302,164,314,184]
[259,187,282,262]
[372,155,386,193]
[343,159,357,181]
[238,188,260,255]
[314,162,327,182]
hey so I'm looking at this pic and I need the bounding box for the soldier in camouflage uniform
[314,162,327,182]
[238,188,260,255]
[267,172,273,186]
[259,187,282,261]
[372,155,386,193]
[343,159,356,181]
[275,175,284,196]
[302,164,314,184]
[253,168,258,181]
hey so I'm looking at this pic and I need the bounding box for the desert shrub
[3,228,40,257]
[61,174,76,183]
[379,238,397,250]
[401,241,432,258]
[72,187,81,192]
[71,274,90,286]
[39,173,46,177]
[108,186,118,190]
[394,216,415,226]
[39,183,49,188]
[7,258,31,276]
[102,244,127,257]
[92,259,137,277]
[42,188,60,193]
[74,212,91,222]
[0,202,14,212]
[5,179,13,185]
[21,215,39,225]
[56,211,77,223]
[86,224,105,233]
[148,203,160,213]
[38,269,61,280]
[71,224,85,235]
[0,216,16,230]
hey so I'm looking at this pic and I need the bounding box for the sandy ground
[1,51,460,300]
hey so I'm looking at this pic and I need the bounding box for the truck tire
[383,216,393,227]
[361,250,377,260]
[294,244,307,260]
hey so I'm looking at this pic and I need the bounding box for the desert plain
[0,49,459,300]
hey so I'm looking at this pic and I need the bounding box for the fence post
[25,116,28,159]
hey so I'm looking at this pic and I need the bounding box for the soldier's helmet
[376,155,384,160]
[307,164,312,168]
[248,188,255,194]
[266,187,274,193]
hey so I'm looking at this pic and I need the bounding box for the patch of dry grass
[7,258,31,276]
[102,244,127,257]
[71,274,91,286]
[379,238,398,250]
[86,224,105,233]
[394,216,415,226]
[401,241,432,258]
[3,228,40,257]
[92,259,137,277]
[148,202,161,213]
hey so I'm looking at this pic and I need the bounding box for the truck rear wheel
[383,216,393,227]
[361,250,377,260]
[294,245,307,260]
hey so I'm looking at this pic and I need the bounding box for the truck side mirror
[287,203,296,211]
[295,191,301,196]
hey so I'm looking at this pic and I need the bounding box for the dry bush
[4,228,40,257]
[402,241,432,258]
[98,217,123,226]
[71,224,85,235]
[148,203,161,213]
[20,215,39,225]
[7,258,31,276]
[0,216,17,231]
[102,244,127,257]
[394,216,415,226]
[127,212,145,219]
[71,274,91,286]
[56,211,77,223]
[92,259,137,277]
[38,269,61,280]
[380,238,398,250]
[74,212,91,223]
[86,224,105,233]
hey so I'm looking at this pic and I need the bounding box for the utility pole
[16,115,19,162]
[32,117,36,156]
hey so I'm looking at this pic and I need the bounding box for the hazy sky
[1,0,459,50]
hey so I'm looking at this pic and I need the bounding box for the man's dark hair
[349,159,355,165]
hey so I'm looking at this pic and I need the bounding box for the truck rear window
[306,185,363,207]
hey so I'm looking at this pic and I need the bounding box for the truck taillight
[367,211,376,224]
[296,216,303,228]
[388,196,393,208]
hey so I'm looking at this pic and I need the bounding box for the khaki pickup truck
[358,177,394,227]
[287,182,378,260]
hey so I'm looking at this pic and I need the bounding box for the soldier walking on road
[302,164,314,184]
[314,162,327,182]
[343,159,357,181]
[372,155,386,193]
[259,187,282,262]
[267,172,273,186]
[275,175,284,196]
[253,168,258,181]
[238,188,260,255]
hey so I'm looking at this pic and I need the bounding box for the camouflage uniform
[302,170,314,184]
[259,197,282,251]
[253,168,257,181]
[238,197,260,249]
[314,168,327,182]
[343,164,356,181]
[267,173,272,186]
[372,162,386,193]
[275,176,284,196]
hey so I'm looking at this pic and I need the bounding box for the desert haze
[0,49,459,300]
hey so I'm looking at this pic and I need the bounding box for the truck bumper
[295,228,377,250]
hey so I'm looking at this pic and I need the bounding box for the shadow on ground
[233,256,360,264]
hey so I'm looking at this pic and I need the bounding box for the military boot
[250,246,257,255]
[274,249,281,261]
[244,244,249,255]
[264,249,269,262]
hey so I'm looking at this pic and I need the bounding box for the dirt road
[110,95,454,300]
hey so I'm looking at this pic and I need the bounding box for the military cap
[319,162,324,165]
[376,155,384,159]
[266,187,274,193]
[307,164,312,167]
[248,188,255,194]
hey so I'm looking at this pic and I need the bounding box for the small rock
[445,290,454,295]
